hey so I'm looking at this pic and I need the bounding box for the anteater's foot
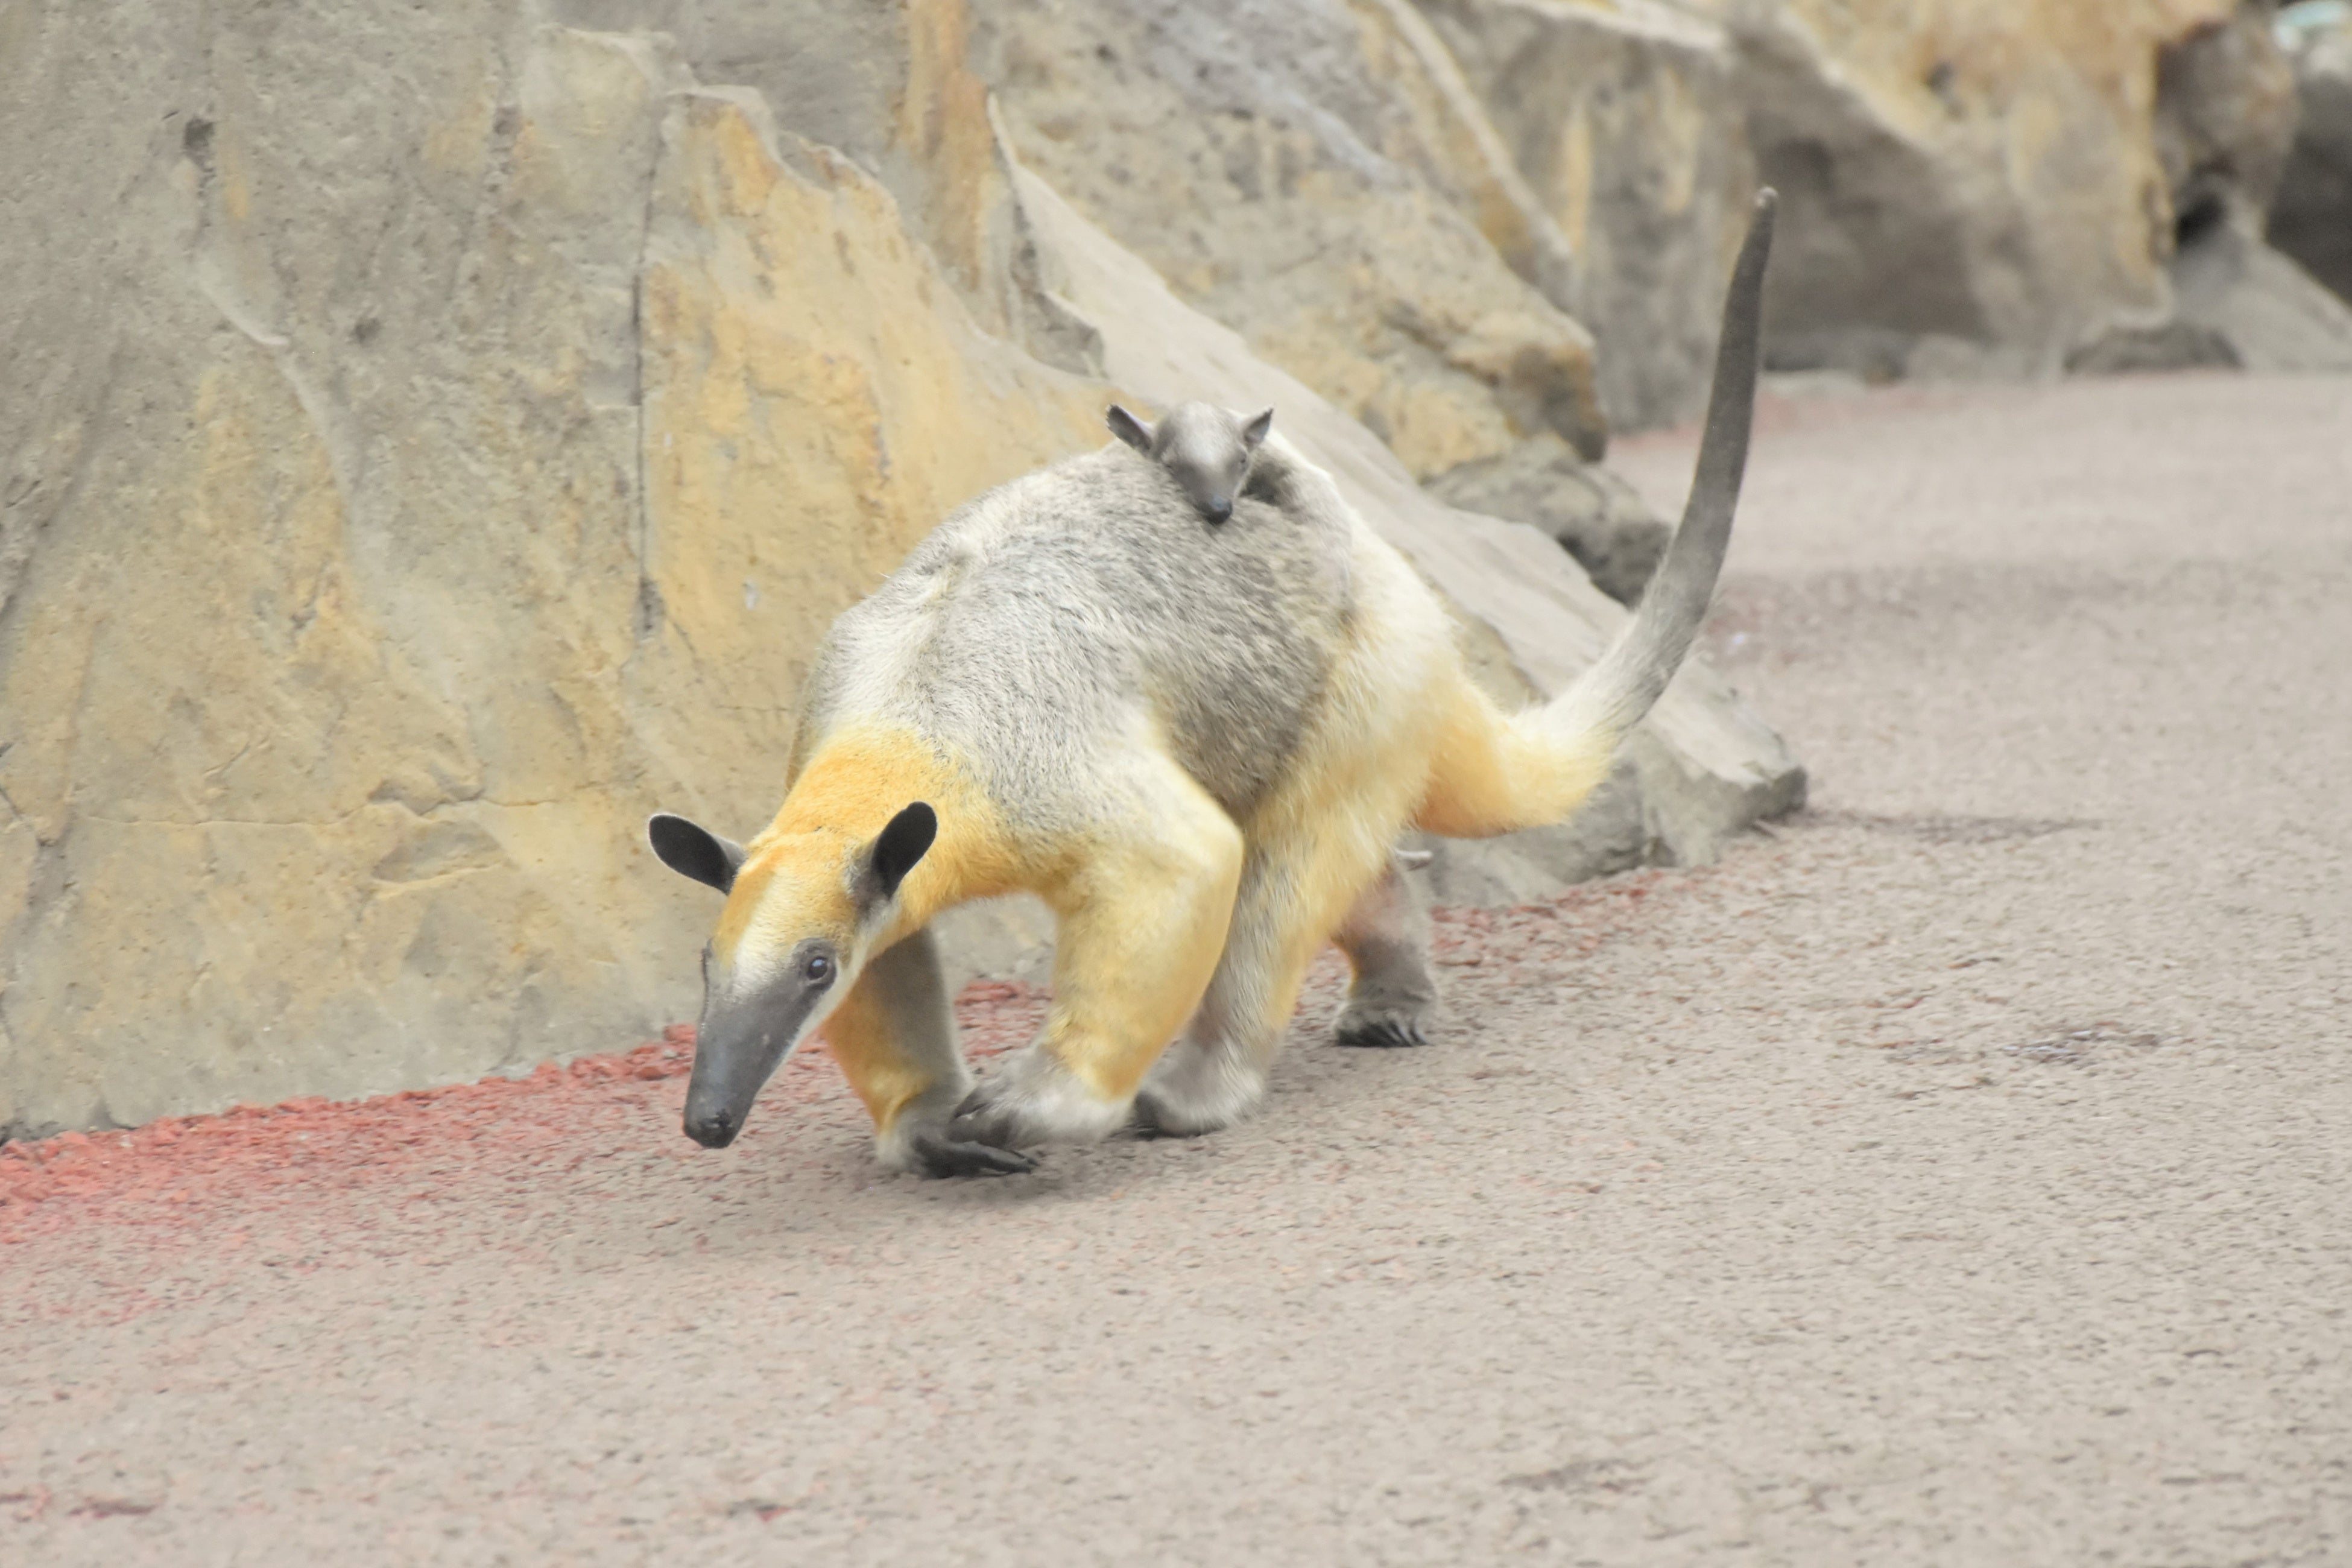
[1333,993,1434,1049]
[1131,1045,1265,1137]
[947,1046,1130,1152]
[904,1125,1036,1178]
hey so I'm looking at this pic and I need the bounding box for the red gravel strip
[0,979,1056,1247]
[0,875,1683,1250]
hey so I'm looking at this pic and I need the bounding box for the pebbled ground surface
[4,372,2350,1565]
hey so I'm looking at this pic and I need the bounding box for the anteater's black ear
[1105,404,1155,453]
[861,802,938,906]
[647,814,746,894]
[1241,408,1272,449]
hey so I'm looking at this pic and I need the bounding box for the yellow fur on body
[720,519,1613,1148]
[716,727,1020,975]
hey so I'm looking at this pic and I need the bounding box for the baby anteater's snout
[1105,401,1271,527]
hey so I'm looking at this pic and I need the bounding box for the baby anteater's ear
[1105,404,1155,453]
[1241,408,1272,450]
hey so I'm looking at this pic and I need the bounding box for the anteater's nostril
[685,1108,738,1149]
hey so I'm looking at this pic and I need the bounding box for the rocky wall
[0,1,1804,1136]
[0,8,1108,1134]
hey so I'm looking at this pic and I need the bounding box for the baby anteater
[1106,400,1274,523]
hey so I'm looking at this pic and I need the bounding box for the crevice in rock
[627,85,671,645]
[182,110,363,523]
[2174,191,2230,249]
[1,338,124,642]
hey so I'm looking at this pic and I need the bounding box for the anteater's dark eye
[805,953,835,985]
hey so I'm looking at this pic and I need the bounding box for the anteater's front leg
[827,928,1032,1177]
[949,767,1244,1154]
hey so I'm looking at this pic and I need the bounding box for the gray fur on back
[793,444,1354,831]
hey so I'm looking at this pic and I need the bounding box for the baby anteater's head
[1106,400,1274,523]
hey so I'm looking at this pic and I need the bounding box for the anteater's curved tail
[1414,191,1775,841]
[1549,188,1775,746]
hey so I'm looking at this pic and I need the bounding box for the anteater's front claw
[944,1081,1017,1153]
[1334,1011,1430,1049]
[908,1123,1036,1178]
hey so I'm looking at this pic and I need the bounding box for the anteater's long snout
[679,1004,800,1151]
[683,1103,739,1148]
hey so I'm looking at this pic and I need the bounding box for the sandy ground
[4,372,2349,1565]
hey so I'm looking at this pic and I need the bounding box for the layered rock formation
[2149,0,2352,370]
[972,0,1609,480]
[1411,0,2352,392]
[964,0,1692,628]
[1415,0,1758,432]
[0,2,1800,1136]
[0,9,1130,1136]
[1692,0,2352,378]
[1422,437,1669,607]
[16,0,2347,1137]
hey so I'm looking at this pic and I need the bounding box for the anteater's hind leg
[949,758,1244,1152]
[1134,824,1392,1136]
[827,929,1034,1178]
[1331,858,1438,1048]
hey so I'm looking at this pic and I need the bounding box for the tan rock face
[0,18,1097,1136]
[43,0,2300,1138]
[972,0,1608,475]
[1422,434,1669,606]
[630,91,1104,798]
[1418,0,2259,381]
[1710,0,2242,367]
[1412,0,2333,407]
[0,3,1803,1137]
[548,0,1083,362]
[1414,0,1757,431]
